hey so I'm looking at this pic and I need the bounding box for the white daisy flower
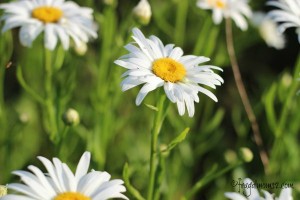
[225,178,293,200]
[1,152,128,200]
[114,28,223,117]
[267,0,300,43]
[0,0,98,50]
[252,12,286,49]
[196,0,252,30]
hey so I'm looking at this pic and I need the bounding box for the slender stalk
[275,54,300,137]
[225,18,269,172]
[182,161,243,200]
[174,0,188,46]
[147,95,166,200]
[44,49,58,141]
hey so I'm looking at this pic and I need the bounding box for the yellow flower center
[208,0,226,8]
[152,58,186,82]
[54,192,91,200]
[32,6,63,23]
[215,0,225,8]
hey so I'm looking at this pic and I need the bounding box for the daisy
[196,0,252,30]
[1,152,128,200]
[114,28,223,117]
[251,12,285,49]
[267,0,300,43]
[0,0,98,50]
[225,178,293,200]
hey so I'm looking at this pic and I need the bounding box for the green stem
[57,126,70,157]
[182,161,243,200]
[147,95,166,200]
[16,66,45,104]
[225,18,269,172]
[174,0,188,46]
[275,53,300,138]
[44,49,58,141]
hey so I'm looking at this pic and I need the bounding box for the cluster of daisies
[0,0,298,199]
[0,0,298,118]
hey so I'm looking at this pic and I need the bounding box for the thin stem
[57,126,70,157]
[225,18,269,172]
[44,48,58,141]
[147,95,166,200]
[182,161,243,200]
[16,66,45,104]
[174,0,188,46]
[275,53,300,137]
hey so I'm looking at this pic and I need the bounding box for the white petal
[0,194,35,200]
[176,100,185,116]
[168,47,183,60]
[278,188,292,200]
[135,81,163,105]
[44,24,58,50]
[78,171,111,196]
[224,192,248,200]
[38,156,64,192]
[243,178,260,200]
[75,152,90,180]
[213,9,223,24]
[19,23,43,47]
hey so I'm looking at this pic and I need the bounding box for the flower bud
[74,41,87,56]
[103,0,116,6]
[224,150,237,164]
[133,0,152,25]
[62,108,80,126]
[239,147,253,163]
[0,185,7,197]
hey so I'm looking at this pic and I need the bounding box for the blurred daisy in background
[0,0,98,50]
[252,12,286,50]
[225,178,293,200]
[197,0,252,30]
[0,185,7,197]
[267,0,300,43]
[115,28,223,117]
[1,152,128,200]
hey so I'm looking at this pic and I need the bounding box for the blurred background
[0,0,299,199]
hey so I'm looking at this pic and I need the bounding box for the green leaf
[161,127,190,153]
[202,108,225,134]
[263,83,277,133]
[144,103,158,111]
[16,66,45,105]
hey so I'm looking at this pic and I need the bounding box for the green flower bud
[224,150,238,164]
[74,41,87,56]
[62,108,80,126]
[239,147,253,163]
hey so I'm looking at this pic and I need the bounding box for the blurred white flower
[225,178,293,200]
[132,0,152,25]
[267,0,300,43]
[115,28,223,117]
[0,185,7,197]
[252,12,285,49]
[197,0,252,30]
[1,152,128,200]
[0,0,98,50]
